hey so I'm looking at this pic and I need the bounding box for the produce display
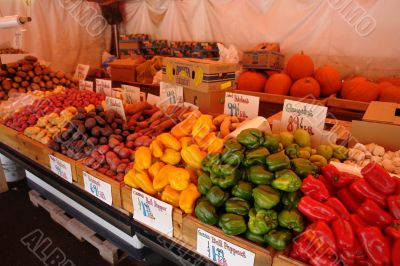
[0,47,27,54]
[212,114,245,138]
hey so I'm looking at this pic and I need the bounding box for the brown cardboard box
[109,58,138,83]
[183,88,234,116]
[242,43,284,70]
[363,101,400,125]
[162,57,237,92]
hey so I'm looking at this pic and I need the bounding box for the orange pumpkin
[341,76,367,99]
[378,76,400,86]
[237,71,267,92]
[379,85,400,103]
[315,65,342,96]
[378,81,393,91]
[344,81,380,102]
[290,77,321,98]
[264,73,292,95]
[286,51,314,81]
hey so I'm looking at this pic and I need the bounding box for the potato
[40,136,51,145]
[85,157,95,167]
[126,141,134,149]
[22,64,33,71]
[98,167,108,174]
[37,117,48,127]
[113,129,122,135]
[16,71,27,78]
[109,138,120,148]
[97,145,110,155]
[134,135,152,147]
[48,141,61,152]
[110,134,123,142]
[116,163,127,173]
[105,110,115,124]
[77,124,86,134]
[94,116,106,126]
[14,76,22,83]
[110,122,118,129]
[24,126,41,136]
[91,126,101,137]
[99,137,108,145]
[21,81,29,88]
[100,127,112,137]
[113,144,124,154]
[87,137,98,146]
[87,111,96,118]
[105,170,116,177]
[71,131,82,140]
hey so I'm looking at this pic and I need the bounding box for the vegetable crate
[326,95,369,121]
[0,124,21,151]
[50,151,80,183]
[109,58,138,83]
[272,251,308,266]
[17,134,51,169]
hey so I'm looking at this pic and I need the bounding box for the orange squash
[290,77,321,98]
[264,73,292,95]
[344,81,380,102]
[378,76,400,86]
[286,51,314,81]
[315,65,342,96]
[341,76,367,99]
[379,85,400,103]
[237,71,267,92]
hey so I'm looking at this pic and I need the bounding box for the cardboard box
[242,43,284,70]
[183,87,234,115]
[162,57,237,92]
[119,40,141,50]
[109,58,138,83]
[363,101,400,125]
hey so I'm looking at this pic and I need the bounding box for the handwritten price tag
[224,92,260,119]
[197,228,255,266]
[105,96,126,121]
[121,85,140,104]
[79,80,93,91]
[73,64,90,81]
[49,155,72,183]
[83,172,112,205]
[132,188,173,237]
[95,79,112,96]
[159,82,184,106]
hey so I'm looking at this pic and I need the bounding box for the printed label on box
[105,96,126,121]
[147,93,160,105]
[159,82,184,107]
[79,80,93,91]
[132,188,173,237]
[197,228,255,266]
[224,92,260,119]
[73,64,90,81]
[83,172,112,206]
[96,79,112,96]
[49,155,72,183]
[121,85,141,104]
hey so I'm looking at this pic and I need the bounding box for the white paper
[95,79,112,96]
[121,85,141,104]
[159,82,184,106]
[49,155,72,183]
[197,228,255,266]
[147,93,160,105]
[224,92,260,119]
[83,172,112,206]
[132,188,173,237]
[79,80,93,91]
[73,64,90,81]
[105,96,126,121]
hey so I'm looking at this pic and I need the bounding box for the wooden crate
[273,252,308,266]
[17,134,51,168]
[327,96,369,112]
[75,162,123,209]
[182,215,275,265]
[49,151,79,183]
[0,124,21,150]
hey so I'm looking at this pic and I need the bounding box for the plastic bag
[0,93,40,122]
[217,43,240,64]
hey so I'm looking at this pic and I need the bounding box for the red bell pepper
[337,187,362,213]
[304,221,337,256]
[357,199,393,228]
[338,250,355,266]
[301,175,330,202]
[393,240,400,266]
[388,195,400,219]
[349,178,387,208]
[349,214,367,230]
[356,259,375,266]
[395,177,400,194]
[336,172,358,188]
[332,218,354,250]
[361,162,396,195]
[356,226,391,266]
[298,196,337,222]
[309,255,340,266]
[317,174,336,196]
[353,237,367,262]
[325,197,351,220]
[321,164,340,184]
[385,220,400,240]
[290,235,311,263]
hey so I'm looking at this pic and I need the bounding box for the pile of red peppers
[292,162,400,266]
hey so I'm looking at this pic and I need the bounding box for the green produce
[309,154,328,168]
[195,198,218,225]
[297,148,311,159]
[202,153,221,172]
[332,144,348,160]
[237,128,263,149]
[282,191,301,209]
[243,147,270,167]
[245,230,265,244]
[293,129,310,147]
[210,168,241,189]
[247,165,274,185]
[272,169,302,192]
[224,139,244,152]
[248,208,278,235]
[198,172,213,195]
[278,209,305,232]
[206,186,229,207]
[221,150,244,166]
[264,229,292,250]
[225,197,251,216]
[262,132,281,153]
[211,163,235,176]
[266,152,291,172]
[285,143,300,159]
[252,185,280,209]
[231,181,253,201]
[291,158,319,178]
[218,213,247,235]
[279,131,294,148]
[316,144,333,160]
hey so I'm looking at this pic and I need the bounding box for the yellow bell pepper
[161,185,181,207]
[150,140,164,158]
[181,144,205,169]
[171,116,197,139]
[135,146,152,170]
[207,137,224,154]
[180,136,193,148]
[168,167,190,191]
[186,167,198,185]
[134,169,156,196]
[157,133,181,151]
[192,115,213,140]
[179,183,201,214]
[148,161,165,179]
[153,165,175,191]
[160,148,181,165]
[195,132,217,150]
[124,169,139,189]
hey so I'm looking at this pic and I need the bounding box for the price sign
[159,82,184,106]
[73,64,90,81]
[83,172,112,205]
[79,80,93,91]
[197,228,255,266]
[121,85,140,104]
[95,79,112,96]
[132,188,173,237]
[224,92,260,119]
[280,100,328,145]
[49,155,72,183]
[147,93,160,105]
[105,96,126,121]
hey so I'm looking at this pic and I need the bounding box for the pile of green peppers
[195,129,319,251]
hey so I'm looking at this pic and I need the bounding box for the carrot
[143,107,159,116]
[125,102,152,115]
[148,110,163,123]
[220,117,231,138]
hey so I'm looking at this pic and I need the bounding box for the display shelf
[0,124,21,150]
[18,134,52,168]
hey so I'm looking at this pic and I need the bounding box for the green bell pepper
[198,172,213,195]
[243,147,270,167]
[331,144,348,160]
[297,148,311,159]
[285,143,300,159]
[247,165,274,185]
[210,168,241,189]
[309,154,328,168]
[265,152,291,172]
[262,132,281,153]
[237,128,263,149]
[201,153,221,173]
[218,213,247,236]
[206,186,230,207]
[195,198,219,225]
[221,150,244,166]
[291,158,319,178]
[225,197,251,216]
[282,191,301,209]
[245,230,266,244]
[252,185,280,209]
[271,169,302,192]
[211,163,235,176]
[248,208,278,235]
[264,229,292,250]
[278,209,305,233]
[231,181,253,201]
[224,139,244,152]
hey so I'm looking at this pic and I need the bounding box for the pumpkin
[264,73,292,95]
[315,65,342,96]
[379,85,400,103]
[378,76,400,86]
[341,76,367,99]
[343,80,380,102]
[378,81,393,91]
[290,77,321,98]
[286,51,314,81]
[237,71,267,92]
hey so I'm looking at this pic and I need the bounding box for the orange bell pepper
[161,185,181,207]
[179,183,201,214]
[133,169,156,196]
[168,167,190,191]
[181,144,205,169]
[148,161,165,179]
[171,116,197,139]
[150,140,164,158]
[157,133,181,151]
[135,146,152,170]
[160,148,181,165]
[153,165,175,191]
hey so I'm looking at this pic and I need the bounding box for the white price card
[147,93,160,105]
[79,80,93,91]
[96,79,112,96]
[73,64,90,81]
[280,99,328,145]
[132,188,173,237]
[83,172,112,206]
[197,228,255,266]
[121,85,141,104]
[159,82,184,106]
[224,92,260,119]
[105,96,126,121]
[49,155,72,183]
